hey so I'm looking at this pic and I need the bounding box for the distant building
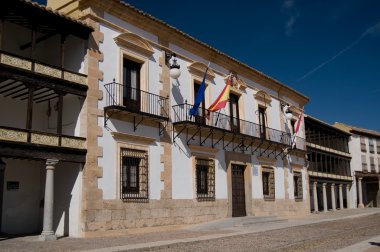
[334,123,380,208]
[305,116,352,212]
[46,0,310,237]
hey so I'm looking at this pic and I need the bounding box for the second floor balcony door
[229,94,240,133]
[193,82,206,125]
[123,58,141,112]
[258,107,266,139]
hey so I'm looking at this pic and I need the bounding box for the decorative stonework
[254,90,272,104]
[35,63,62,79]
[1,53,32,71]
[61,137,86,149]
[188,62,216,81]
[31,133,59,146]
[111,131,156,145]
[0,128,28,142]
[114,32,154,56]
[64,71,87,85]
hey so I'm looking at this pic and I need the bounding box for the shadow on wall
[172,80,184,105]
[53,162,80,236]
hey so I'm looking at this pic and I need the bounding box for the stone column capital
[358,176,363,181]
[322,183,327,187]
[331,183,335,187]
[46,159,59,167]
[313,181,318,186]
[339,184,343,188]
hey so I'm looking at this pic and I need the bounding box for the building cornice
[75,0,309,107]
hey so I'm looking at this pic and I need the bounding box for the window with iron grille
[262,167,275,200]
[195,158,215,201]
[360,136,366,152]
[120,148,148,201]
[293,172,303,200]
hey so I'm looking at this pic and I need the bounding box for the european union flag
[189,64,209,116]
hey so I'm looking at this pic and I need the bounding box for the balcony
[172,103,305,157]
[0,51,88,97]
[104,81,169,134]
[0,126,86,163]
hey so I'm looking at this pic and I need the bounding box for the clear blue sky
[37,0,380,131]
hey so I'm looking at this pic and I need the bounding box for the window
[258,106,266,139]
[361,155,368,172]
[193,82,206,125]
[123,58,141,111]
[120,148,148,200]
[229,93,240,133]
[262,167,275,200]
[360,136,366,152]
[378,157,380,172]
[370,157,375,172]
[377,140,380,154]
[369,139,375,153]
[293,172,303,200]
[195,158,215,201]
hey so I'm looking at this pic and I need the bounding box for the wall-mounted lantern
[165,52,181,79]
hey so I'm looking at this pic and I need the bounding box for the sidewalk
[1,208,380,252]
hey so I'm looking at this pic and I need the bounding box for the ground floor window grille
[293,171,303,200]
[196,158,215,201]
[262,167,275,200]
[120,148,148,201]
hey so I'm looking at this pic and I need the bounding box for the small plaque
[7,181,19,190]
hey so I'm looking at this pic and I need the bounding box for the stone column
[346,184,351,209]
[40,159,58,241]
[322,183,328,212]
[331,183,336,211]
[339,184,344,210]
[313,181,318,213]
[358,177,364,208]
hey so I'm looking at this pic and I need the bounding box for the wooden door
[123,58,141,112]
[231,164,246,217]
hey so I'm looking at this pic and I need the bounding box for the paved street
[1,208,380,252]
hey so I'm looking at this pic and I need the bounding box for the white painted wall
[1,159,44,234]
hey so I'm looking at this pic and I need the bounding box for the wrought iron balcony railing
[172,103,307,149]
[0,50,87,86]
[104,81,169,120]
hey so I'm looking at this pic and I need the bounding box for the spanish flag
[208,75,232,112]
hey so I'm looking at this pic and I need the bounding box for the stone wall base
[81,198,310,236]
[82,199,228,236]
[252,199,310,216]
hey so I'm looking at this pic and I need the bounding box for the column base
[358,203,364,208]
[39,231,57,241]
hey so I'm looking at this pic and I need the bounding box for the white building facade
[48,0,310,236]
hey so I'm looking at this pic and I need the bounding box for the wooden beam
[0,83,24,94]
[3,85,26,97]
[26,86,35,141]
[60,34,66,74]
[20,32,57,50]
[31,25,36,71]
[57,94,63,145]
[0,141,86,163]
[0,18,3,50]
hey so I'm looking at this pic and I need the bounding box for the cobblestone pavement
[147,212,380,252]
[0,208,380,252]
